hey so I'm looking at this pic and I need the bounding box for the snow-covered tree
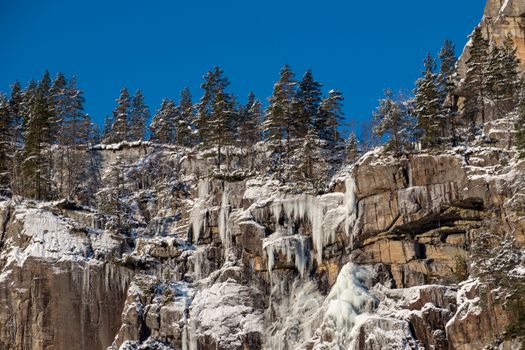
[0,94,11,192]
[238,92,262,148]
[317,89,344,146]
[373,89,413,153]
[150,99,178,144]
[515,82,525,158]
[265,64,296,169]
[346,132,359,163]
[102,115,114,144]
[295,69,322,138]
[463,27,490,131]
[128,89,149,141]
[176,87,195,147]
[414,54,443,147]
[438,39,459,146]
[197,67,230,147]
[112,87,131,143]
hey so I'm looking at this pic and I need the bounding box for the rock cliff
[1,1,525,349]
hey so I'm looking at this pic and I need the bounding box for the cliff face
[0,1,525,349]
[0,113,523,350]
[459,0,525,72]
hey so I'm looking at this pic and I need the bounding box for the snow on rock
[188,177,210,243]
[185,281,264,349]
[347,315,419,350]
[1,204,120,269]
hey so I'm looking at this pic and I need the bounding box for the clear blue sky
[0,0,484,133]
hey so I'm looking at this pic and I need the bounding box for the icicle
[189,177,209,243]
[218,183,232,254]
[344,177,358,248]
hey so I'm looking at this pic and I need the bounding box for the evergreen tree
[438,39,459,146]
[209,87,235,170]
[102,115,114,144]
[265,64,296,169]
[129,89,149,141]
[0,94,11,193]
[346,132,359,163]
[22,74,55,199]
[112,87,131,143]
[197,67,230,147]
[373,89,413,153]
[176,87,195,147]
[239,92,262,148]
[463,27,490,132]
[295,69,322,138]
[515,82,525,158]
[414,53,443,147]
[496,34,521,114]
[317,89,344,146]
[150,99,177,144]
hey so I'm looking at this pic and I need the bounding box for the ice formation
[263,233,310,278]
[189,177,209,243]
[218,183,232,253]
[263,175,357,267]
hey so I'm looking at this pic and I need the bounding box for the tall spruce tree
[197,67,230,147]
[515,82,525,157]
[129,90,149,141]
[373,89,413,153]
[497,34,521,114]
[295,69,322,139]
[102,115,114,144]
[176,87,194,147]
[112,87,131,143]
[414,54,443,147]
[317,89,344,146]
[209,87,234,171]
[463,27,490,132]
[0,94,11,193]
[265,64,296,169]
[438,39,459,146]
[22,73,55,199]
[150,99,177,144]
[239,92,262,148]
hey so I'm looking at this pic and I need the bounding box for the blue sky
[0,0,484,133]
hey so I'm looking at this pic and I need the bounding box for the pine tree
[265,64,296,170]
[239,92,262,148]
[295,69,322,138]
[22,74,55,199]
[102,115,114,144]
[497,34,521,114]
[317,89,344,146]
[112,87,131,143]
[373,89,413,153]
[129,89,149,141]
[515,82,525,157]
[209,87,234,171]
[176,87,194,147]
[0,94,12,193]
[463,27,490,132]
[346,132,359,163]
[197,67,230,147]
[438,39,459,146]
[150,99,178,144]
[414,54,443,147]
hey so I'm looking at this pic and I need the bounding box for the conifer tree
[8,81,25,195]
[295,69,322,138]
[22,74,55,199]
[346,132,359,163]
[197,67,229,147]
[0,94,11,193]
[463,27,490,132]
[209,87,234,170]
[239,92,262,148]
[150,99,177,144]
[176,87,194,147]
[515,82,525,157]
[414,54,443,147]
[112,87,131,143]
[102,115,114,144]
[265,64,296,169]
[438,39,459,146]
[129,89,149,141]
[496,34,521,114]
[373,89,413,153]
[317,89,344,146]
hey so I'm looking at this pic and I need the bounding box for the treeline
[375,29,525,155]
[2,28,525,204]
